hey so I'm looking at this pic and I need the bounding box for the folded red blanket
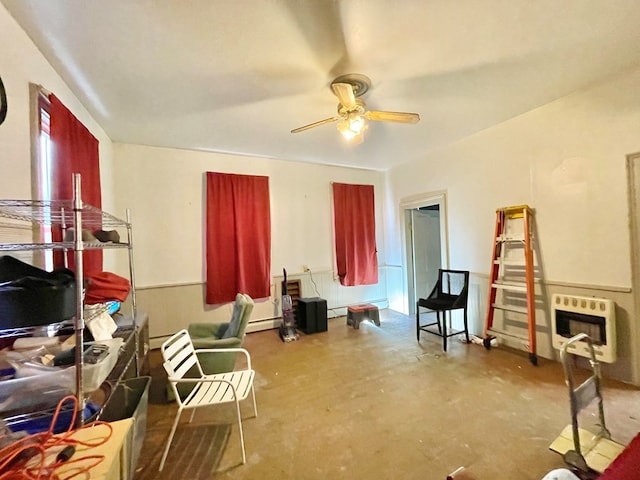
[84,271,130,304]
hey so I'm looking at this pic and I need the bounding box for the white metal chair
[159,329,257,471]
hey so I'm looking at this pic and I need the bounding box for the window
[30,85,102,274]
[332,182,378,286]
[205,172,271,304]
[37,92,53,270]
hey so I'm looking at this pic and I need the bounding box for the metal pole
[72,173,85,427]
[126,208,139,374]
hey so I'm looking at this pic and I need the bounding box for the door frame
[400,190,450,315]
[626,152,640,385]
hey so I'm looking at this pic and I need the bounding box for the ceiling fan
[291,74,420,144]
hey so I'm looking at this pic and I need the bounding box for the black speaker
[296,297,328,334]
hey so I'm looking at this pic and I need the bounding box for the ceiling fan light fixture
[337,112,367,141]
[290,73,419,141]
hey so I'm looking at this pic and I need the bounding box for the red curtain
[332,183,378,286]
[50,94,102,275]
[206,172,271,304]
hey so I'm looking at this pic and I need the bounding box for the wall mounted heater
[551,294,616,363]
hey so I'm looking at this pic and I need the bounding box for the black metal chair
[416,269,470,351]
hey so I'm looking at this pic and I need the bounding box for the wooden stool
[347,304,380,329]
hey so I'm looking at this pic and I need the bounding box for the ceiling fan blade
[331,82,356,109]
[291,116,341,133]
[364,110,420,124]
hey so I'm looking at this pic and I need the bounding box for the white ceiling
[4,0,640,170]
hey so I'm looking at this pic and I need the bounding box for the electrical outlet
[303,265,310,272]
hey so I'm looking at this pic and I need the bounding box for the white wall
[112,144,385,286]
[0,4,115,205]
[388,67,640,287]
[111,144,387,341]
[387,66,640,383]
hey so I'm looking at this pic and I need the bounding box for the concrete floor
[135,309,640,480]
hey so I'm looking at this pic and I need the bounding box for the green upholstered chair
[187,293,254,374]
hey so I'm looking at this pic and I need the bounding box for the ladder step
[491,282,527,292]
[486,328,530,344]
[492,303,528,314]
[496,235,525,243]
[493,259,526,266]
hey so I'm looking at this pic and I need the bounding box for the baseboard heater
[551,293,616,363]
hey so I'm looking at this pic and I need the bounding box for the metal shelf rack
[0,173,139,427]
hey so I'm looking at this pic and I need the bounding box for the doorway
[402,192,449,315]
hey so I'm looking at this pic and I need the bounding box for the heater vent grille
[551,294,616,363]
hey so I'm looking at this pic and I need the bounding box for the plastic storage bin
[6,401,102,434]
[99,376,150,473]
[0,337,123,415]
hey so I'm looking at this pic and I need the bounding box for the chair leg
[463,307,469,343]
[235,398,247,464]
[416,304,420,342]
[250,384,258,418]
[159,407,183,471]
[436,311,442,335]
[442,311,447,352]
[189,408,196,423]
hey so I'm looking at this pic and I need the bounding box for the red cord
[0,396,114,479]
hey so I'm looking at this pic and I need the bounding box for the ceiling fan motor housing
[331,73,371,98]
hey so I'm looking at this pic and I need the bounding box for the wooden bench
[346,304,380,329]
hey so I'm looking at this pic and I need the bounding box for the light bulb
[337,118,355,140]
[348,112,365,133]
[337,112,367,142]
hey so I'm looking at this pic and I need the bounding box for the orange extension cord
[0,396,113,480]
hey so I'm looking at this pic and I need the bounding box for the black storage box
[0,256,76,328]
[297,297,328,334]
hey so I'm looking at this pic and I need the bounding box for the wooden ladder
[483,205,538,365]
